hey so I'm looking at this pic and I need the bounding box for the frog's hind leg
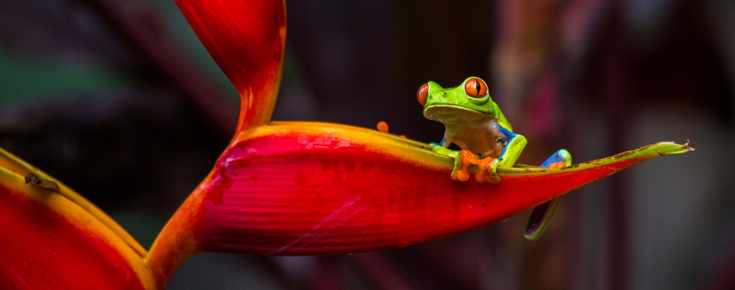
[524,149,571,240]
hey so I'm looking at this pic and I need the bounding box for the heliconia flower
[0,148,153,289]
[0,0,692,289]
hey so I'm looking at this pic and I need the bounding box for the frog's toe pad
[453,171,470,182]
[549,162,567,169]
[475,158,500,183]
[454,150,479,182]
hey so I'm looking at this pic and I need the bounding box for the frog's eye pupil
[464,78,487,98]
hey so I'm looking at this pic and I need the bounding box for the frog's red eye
[464,78,487,98]
[417,83,429,106]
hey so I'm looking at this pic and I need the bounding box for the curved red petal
[152,122,690,256]
[0,172,151,289]
[174,0,286,133]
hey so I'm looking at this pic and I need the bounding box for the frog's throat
[423,104,492,124]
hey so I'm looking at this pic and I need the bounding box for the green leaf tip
[649,140,694,155]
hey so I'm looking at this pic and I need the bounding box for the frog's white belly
[443,118,504,159]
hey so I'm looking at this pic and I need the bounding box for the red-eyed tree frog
[417,77,571,240]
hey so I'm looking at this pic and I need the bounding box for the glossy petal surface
[0,147,146,257]
[163,122,691,255]
[174,0,286,133]
[0,167,153,290]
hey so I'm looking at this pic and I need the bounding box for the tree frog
[417,77,571,240]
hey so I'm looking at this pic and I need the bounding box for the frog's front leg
[431,136,479,181]
[477,125,527,183]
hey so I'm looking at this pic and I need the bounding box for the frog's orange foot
[452,150,480,182]
[475,157,500,183]
[548,162,567,169]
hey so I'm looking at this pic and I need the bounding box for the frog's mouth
[424,105,492,124]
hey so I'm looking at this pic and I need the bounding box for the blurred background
[0,0,733,289]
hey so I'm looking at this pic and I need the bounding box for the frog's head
[418,77,498,125]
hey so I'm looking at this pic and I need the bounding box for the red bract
[174,0,286,134]
[0,157,153,289]
[0,184,145,290]
[159,124,690,257]
[0,0,692,289]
